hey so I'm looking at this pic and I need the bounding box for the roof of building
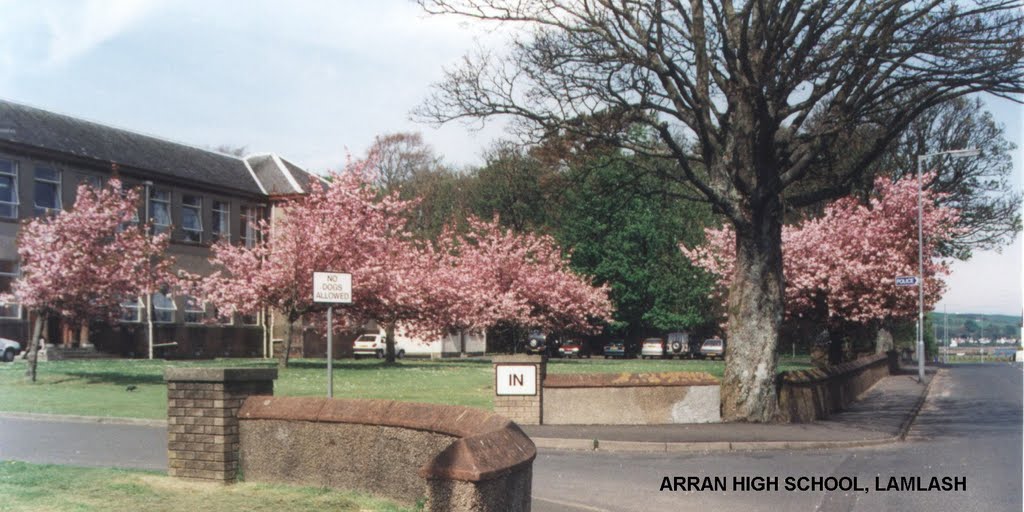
[0,99,316,197]
[244,154,323,195]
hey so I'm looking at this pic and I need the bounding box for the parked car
[700,338,726,360]
[1,337,21,362]
[603,339,635,359]
[557,339,588,358]
[352,333,405,359]
[666,332,699,359]
[525,332,548,355]
[640,337,667,359]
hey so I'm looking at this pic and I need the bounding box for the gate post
[164,368,277,483]
[492,354,545,425]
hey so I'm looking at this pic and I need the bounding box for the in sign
[895,276,919,287]
[313,272,352,304]
[495,365,537,396]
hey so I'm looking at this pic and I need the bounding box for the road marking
[534,495,614,512]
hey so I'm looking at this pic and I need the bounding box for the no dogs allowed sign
[313,272,352,304]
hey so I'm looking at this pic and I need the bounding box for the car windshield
[704,340,722,346]
[644,339,662,344]
[357,335,377,342]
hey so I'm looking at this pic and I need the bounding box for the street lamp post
[916,148,979,383]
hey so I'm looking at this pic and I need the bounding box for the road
[1,364,1019,511]
[532,364,1022,512]
[0,417,166,471]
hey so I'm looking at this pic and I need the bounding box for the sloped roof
[245,153,324,195]
[0,99,267,195]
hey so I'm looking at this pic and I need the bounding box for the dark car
[603,339,635,359]
[525,332,548,355]
[666,332,696,359]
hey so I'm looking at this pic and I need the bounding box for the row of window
[0,157,263,247]
[119,293,259,326]
[147,188,260,246]
[0,159,63,218]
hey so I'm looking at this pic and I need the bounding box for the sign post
[313,272,352,398]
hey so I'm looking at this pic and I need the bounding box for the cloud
[40,0,162,67]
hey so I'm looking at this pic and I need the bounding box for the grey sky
[0,0,1020,315]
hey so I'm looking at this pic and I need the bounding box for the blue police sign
[895,276,919,286]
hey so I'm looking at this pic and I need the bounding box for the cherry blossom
[682,174,959,328]
[8,179,172,380]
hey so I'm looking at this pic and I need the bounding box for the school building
[0,98,338,359]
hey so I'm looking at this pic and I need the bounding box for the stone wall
[238,396,535,512]
[164,368,277,482]
[776,351,898,423]
[542,372,721,425]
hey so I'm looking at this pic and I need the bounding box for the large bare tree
[366,132,442,192]
[416,0,1023,421]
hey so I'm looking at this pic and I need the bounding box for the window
[211,201,230,242]
[80,175,103,189]
[149,189,171,235]
[122,187,140,228]
[181,195,202,242]
[0,260,20,318]
[240,310,259,326]
[151,291,176,323]
[120,297,142,323]
[0,159,18,219]
[184,296,206,324]
[34,166,61,216]
[240,206,259,248]
[212,306,232,325]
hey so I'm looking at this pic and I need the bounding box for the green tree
[467,141,564,232]
[557,155,718,339]
[964,319,980,335]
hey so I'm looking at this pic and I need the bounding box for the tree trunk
[721,211,785,422]
[459,330,466,357]
[25,314,45,383]
[385,323,397,363]
[279,318,294,368]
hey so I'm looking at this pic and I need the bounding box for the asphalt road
[0,416,167,471]
[532,363,1023,512]
[1,364,1019,511]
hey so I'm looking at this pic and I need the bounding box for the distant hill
[929,312,1022,340]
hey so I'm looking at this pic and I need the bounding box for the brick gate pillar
[164,367,277,483]
[492,354,546,425]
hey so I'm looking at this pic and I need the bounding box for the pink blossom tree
[7,179,172,381]
[433,217,613,350]
[682,174,960,363]
[193,159,436,366]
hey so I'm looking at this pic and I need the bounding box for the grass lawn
[0,461,414,512]
[0,356,813,420]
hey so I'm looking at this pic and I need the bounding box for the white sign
[495,364,537,396]
[313,272,352,304]
[895,276,919,286]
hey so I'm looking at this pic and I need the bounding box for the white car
[352,333,405,359]
[640,338,666,359]
[1,337,22,362]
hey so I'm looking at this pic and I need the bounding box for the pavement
[522,368,936,452]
